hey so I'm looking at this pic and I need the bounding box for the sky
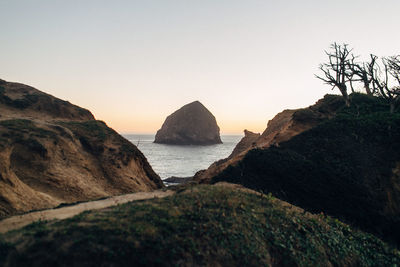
[1,0,399,134]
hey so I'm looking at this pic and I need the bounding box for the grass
[1,185,399,266]
[0,90,39,109]
[59,120,113,156]
[60,120,149,166]
[0,119,55,138]
[60,120,111,142]
[0,119,57,150]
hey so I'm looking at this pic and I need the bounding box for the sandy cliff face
[194,95,344,183]
[0,79,163,217]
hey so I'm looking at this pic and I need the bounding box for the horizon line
[118,131,247,136]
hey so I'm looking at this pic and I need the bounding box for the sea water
[123,134,242,180]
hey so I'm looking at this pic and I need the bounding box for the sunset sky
[1,1,399,134]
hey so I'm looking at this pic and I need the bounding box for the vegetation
[1,60,399,266]
[0,81,92,119]
[60,120,111,141]
[60,120,146,165]
[59,120,112,155]
[0,90,39,109]
[213,93,400,246]
[1,185,399,266]
[316,43,400,112]
[292,94,345,123]
[0,119,51,137]
[0,119,56,150]
[316,42,353,107]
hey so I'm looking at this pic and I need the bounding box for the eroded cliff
[0,79,163,217]
[194,94,344,183]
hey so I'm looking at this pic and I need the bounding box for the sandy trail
[0,189,174,234]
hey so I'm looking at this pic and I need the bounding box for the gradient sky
[1,1,399,134]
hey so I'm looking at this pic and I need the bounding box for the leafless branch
[315,42,352,106]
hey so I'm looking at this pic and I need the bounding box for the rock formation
[193,94,345,183]
[154,101,222,145]
[229,130,260,158]
[0,79,163,217]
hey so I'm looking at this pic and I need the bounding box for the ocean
[123,134,243,180]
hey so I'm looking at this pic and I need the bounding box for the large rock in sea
[0,78,163,217]
[154,101,222,145]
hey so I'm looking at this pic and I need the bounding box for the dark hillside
[213,94,400,245]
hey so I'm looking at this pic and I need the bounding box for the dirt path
[0,189,174,234]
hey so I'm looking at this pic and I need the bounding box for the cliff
[229,130,260,158]
[213,94,400,245]
[194,94,344,183]
[0,79,163,217]
[154,101,222,145]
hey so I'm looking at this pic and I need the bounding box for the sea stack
[154,101,222,145]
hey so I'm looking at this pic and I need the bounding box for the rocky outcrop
[0,79,163,217]
[154,101,222,145]
[163,176,193,184]
[229,130,260,159]
[194,95,345,183]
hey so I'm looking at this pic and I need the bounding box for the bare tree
[317,43,399,112]
[316,43,353,107]
[369,56,400,113]
[387,56,400,85]
[348,54,378,96]
[385,56,400,112]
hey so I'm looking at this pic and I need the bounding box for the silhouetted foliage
[317,43,400,112]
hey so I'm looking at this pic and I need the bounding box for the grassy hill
[213,94,400,245]
[1,184,399,266]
